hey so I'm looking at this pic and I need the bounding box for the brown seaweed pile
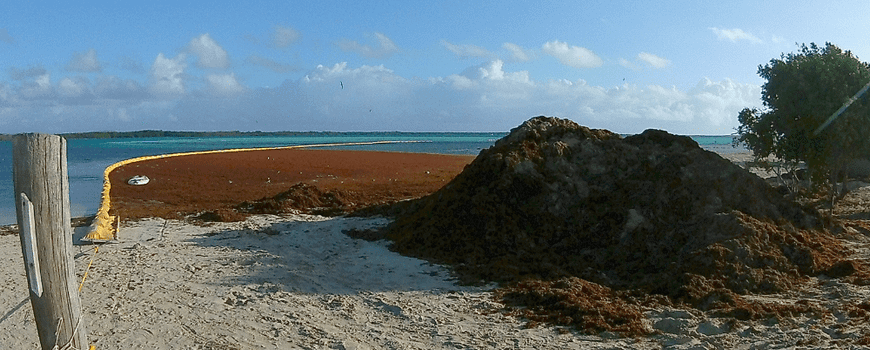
[378,116,861,334]
[192,183,353,222]
[495,277,651,336]
[237,183,351,216]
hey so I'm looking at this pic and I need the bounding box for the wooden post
[13,133,87,350]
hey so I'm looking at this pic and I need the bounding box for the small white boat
[127,175,150,186]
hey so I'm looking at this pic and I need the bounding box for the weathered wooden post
[13,133,87,349]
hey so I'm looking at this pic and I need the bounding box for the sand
[1,215,656,349]
[3,148,870,349]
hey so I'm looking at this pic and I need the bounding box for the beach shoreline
[5,147,870,348]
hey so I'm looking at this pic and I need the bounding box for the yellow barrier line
[83,141,419,241]
[78,246,98,292]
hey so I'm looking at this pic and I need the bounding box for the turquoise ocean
[0,133,741,226]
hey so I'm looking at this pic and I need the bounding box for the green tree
[736,42,870,196]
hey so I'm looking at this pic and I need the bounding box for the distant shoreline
[0,130,739,142]
[0,130,509,141]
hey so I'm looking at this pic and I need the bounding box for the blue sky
[2,1,869,134]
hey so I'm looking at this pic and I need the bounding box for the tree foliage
[736,42,870,188]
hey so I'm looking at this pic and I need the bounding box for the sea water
[0,133,740,226]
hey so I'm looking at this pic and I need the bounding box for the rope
[71,246,98,349]
[52,317,65,349]
[46,247,95,350]
[51,314,92,349]
[78,246,99,293]
[51,315,80,350]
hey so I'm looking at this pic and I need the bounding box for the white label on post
[19,193,42,297]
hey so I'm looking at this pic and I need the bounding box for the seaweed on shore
[370,116,866,334]
[237,183,350,217]
[496,277,651,336]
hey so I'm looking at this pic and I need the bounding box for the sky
[2,1,869,135]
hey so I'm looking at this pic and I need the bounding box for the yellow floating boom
[83,141,416,241]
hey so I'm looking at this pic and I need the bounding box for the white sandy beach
[3,150,870,349]
[1,214,656,349]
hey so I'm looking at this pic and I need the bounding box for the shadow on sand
[179,215,468,295]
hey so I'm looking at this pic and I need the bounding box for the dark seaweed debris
[377,116,861,333]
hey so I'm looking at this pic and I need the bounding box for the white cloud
[336,32,399,59]
[542,40,603,68]
[0,59,762,135]
[709,27,762,44]
[35,74,50,89]
[57,76,90,98]
[186,33,230,69]
[206,73,244,96]
[502,43,531,62]
[618,58,640,71]
[426,65,758,133]
[66,48,103,72]
[637,52,670,68]
[435,60,534,104]
[16,73,53,100]
[301,62,409,92]
[303,62,352,83]
[441,40,493,59]
[689,77,762,126]
[456,60,534,105]
[149,53,186,96]
[271,25,300,48]
[456,60,532,84]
